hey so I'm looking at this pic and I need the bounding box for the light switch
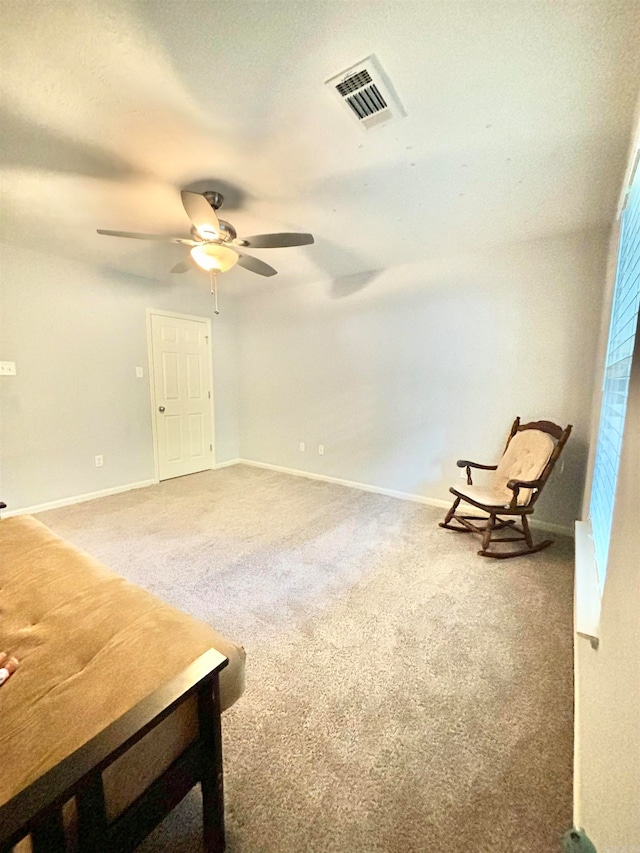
[0,361,17,376]
[136,366,144,378]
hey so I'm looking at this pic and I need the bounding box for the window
[589,160,640,590]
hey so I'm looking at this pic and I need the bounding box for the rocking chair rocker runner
[440,418,572,558]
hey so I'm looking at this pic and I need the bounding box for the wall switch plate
[318,444,325,455]
[459,467,467,479]
[95,455,104,467]
[0,361,17,376]
[299,442,305,452]
[136,366,144,378]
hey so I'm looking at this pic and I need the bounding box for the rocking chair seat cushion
[492,429,555,504]
[452,430,555,509]
[452,484,517,510]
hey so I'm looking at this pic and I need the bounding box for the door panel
[150,314,213,480]
[186,354,202,398]
[188,413,204,457]
[162,352,180,399]
[165,416,183,462]
[161,325,178,343]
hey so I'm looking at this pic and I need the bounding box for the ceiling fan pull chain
[210,269,220,315]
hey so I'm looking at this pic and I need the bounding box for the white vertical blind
[589,164,640,589]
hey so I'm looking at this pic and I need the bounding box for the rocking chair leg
[481,514,495,553]
[443,497,460,526]
[440,497,463,530]
[481,514,554,558]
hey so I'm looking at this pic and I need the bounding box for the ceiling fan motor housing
[203,191,224,210]
[189,219,236,242]
[218,220,237,242]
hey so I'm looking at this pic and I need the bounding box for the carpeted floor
[37,465,574,853]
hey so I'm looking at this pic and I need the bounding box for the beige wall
[238,230,608,531]
[0,243,240,510]
[574,316,640,846]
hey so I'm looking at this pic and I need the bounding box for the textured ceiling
[1,0,639,290]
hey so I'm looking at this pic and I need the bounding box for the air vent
[325,55,405,130]
[336,70,372,97]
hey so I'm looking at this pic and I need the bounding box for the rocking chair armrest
[506,478,543,490]
[456,460,498,470]
[456,460,497,486]
[506,478,544,509]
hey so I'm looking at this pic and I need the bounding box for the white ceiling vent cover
[325,55,405,130]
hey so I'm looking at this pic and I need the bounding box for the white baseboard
[212,458,241,470]
[238,457,451,509]
[1,462,574,537]
[2,463,239,517]
[1,479,158,518]
[236,458,573,537]
[527,516,573,536]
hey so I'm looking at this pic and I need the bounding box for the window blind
[589,164,640,589]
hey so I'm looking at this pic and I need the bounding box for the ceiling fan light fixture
[190,243,238,272]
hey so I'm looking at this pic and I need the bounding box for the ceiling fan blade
[180,191,221,241]
[97,229,196,246]
[170,260,192,274]
[241,233,314,249]
[236,251,277,277]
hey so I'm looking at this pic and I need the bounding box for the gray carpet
[37,465,574,852]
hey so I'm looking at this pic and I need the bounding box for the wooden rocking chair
[439,418,572,558]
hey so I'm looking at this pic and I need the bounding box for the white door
[150,313,214,480]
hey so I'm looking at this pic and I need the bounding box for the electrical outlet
[0,361,17,376]
[318,444,325,456]
[95,455,104,467]
[136,366,144,378]
[299,442,305,452]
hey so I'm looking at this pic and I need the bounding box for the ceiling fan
[97,190,314,311]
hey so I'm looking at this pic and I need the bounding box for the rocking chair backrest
[492,418,572,506]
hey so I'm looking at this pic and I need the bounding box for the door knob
[158,406,165,412]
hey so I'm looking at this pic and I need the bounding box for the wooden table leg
[198,677,225,852]
[30,809,66,853]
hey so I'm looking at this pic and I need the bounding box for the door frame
[146,308,216,482]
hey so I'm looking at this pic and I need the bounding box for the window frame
[588,159,640,592]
